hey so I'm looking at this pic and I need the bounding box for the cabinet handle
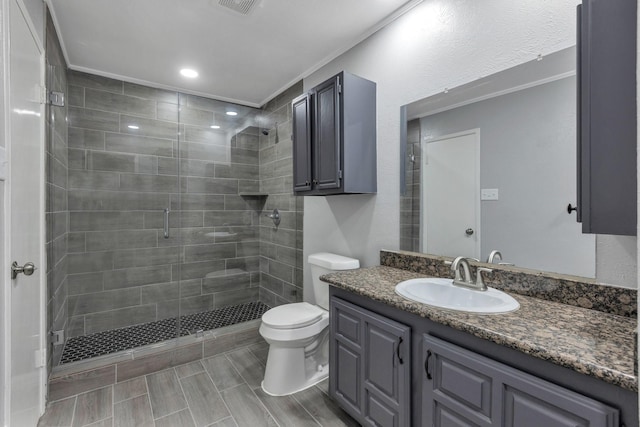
[396,337,404,365]
[425,350,433,380]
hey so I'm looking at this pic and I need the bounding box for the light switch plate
[481,188,499,201]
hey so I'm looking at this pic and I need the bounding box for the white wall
[302,0,638,299]
[20,0,42,46]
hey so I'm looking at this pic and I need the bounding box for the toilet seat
[262,302,325,329]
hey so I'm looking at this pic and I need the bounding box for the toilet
[259,252,360,396]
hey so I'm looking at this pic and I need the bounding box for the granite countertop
[321,266,638,392]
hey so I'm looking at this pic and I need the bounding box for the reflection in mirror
[400,47,596,278]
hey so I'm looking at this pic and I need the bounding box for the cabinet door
[423,336,619,427]
[362,313,410,427]
[314,75,342,191]
[292,93,313,192]
[577,0,637,235]
[330,297,410,427]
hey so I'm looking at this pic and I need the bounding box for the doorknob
[465,228,474,236]
[11,261,36,279]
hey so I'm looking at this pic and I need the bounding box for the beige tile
[38,396,76,427]
[113,377,147,403]
[113,395,153,427]
[201,355,244,391]
[146,369,187,419]
[154,409,195,427]
[180,372,230,426]
[72,386,112,427]
[221,384,277,427]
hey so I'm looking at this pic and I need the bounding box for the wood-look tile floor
[38,342,359,427]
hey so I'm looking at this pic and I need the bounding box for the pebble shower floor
[59,301,270,364]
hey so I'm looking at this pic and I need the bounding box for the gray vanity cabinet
[577,0,637,235]
[423,335,619,427]
[292,71,377,196]
[329,297,410,426]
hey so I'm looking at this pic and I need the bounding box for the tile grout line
[69,395,78,427]
[202,363,236,426]
[247,384,282,427]
[291,389,324,427]
[173,367,199,427]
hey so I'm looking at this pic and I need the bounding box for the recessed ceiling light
[180,68,199,78]
[226,111,238,116]
[128,125,139,129]
[210,125,221,129]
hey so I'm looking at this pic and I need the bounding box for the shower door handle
[163,208,170,239]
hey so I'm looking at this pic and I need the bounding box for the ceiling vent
[218,0,259,15]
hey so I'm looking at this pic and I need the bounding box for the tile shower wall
[258,82,305,306]
[66,70,263,337]
[399,118,421,252]
[45,9,69,367]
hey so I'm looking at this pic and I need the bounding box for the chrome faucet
[487,250,515,266]
[449,256,491,291]
[450,256,472,285]
[487,250,502,264]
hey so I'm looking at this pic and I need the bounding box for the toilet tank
[308,252,360,310]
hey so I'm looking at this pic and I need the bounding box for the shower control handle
[163,208,170,239]
[264,209,281,227]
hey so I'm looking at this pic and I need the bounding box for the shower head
[261,129,269,136]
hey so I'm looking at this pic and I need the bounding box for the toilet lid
[262,302,325,329]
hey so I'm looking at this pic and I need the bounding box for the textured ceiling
[47,0,421,107]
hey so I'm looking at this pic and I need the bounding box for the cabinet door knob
[567,203,578,214]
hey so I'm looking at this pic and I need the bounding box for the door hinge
[48,90,65,107]
[337,83,342,94]
[338,170,343,180]
[51,330,64,345]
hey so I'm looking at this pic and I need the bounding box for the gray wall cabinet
[329,286,638,427]
[293,72,377,195]
[330,297,410,426]
[423,335,619,427]
[577,0,637,235]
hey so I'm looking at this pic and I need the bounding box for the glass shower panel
[53,73,280,368]
[58,73,183,365]
[175,93,268,329]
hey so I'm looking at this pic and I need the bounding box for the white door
[421,130,480,259]
[4,0,46,424]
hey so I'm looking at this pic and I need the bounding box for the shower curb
[47,319,263,402]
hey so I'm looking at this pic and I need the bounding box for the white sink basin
[395,278,519,314]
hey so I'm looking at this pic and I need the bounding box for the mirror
[400,47,597,278]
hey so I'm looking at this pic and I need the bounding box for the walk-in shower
[45,57,302,372]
